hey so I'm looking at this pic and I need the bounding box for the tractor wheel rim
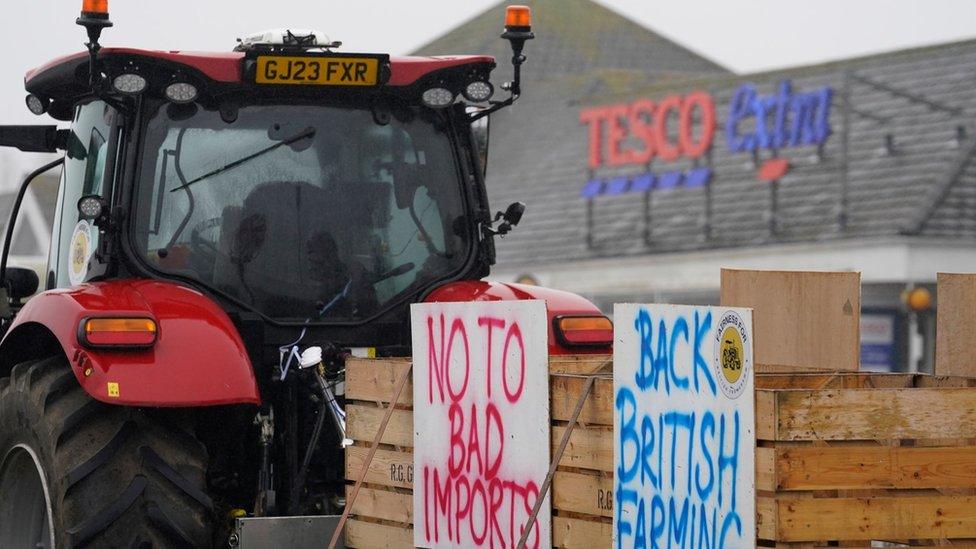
[0,444,56,549]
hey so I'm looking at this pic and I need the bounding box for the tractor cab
[10,18,530,348]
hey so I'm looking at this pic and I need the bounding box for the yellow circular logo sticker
[712,310,752,399]
[719,325,744,385]
[68,221,93,286]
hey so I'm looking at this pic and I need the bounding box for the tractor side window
[52,100,117,288]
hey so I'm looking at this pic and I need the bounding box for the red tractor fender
[424,280,611,355]
[0,279,260,406]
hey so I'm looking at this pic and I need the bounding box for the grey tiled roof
[413,0,728,83]
[452,32,976,269]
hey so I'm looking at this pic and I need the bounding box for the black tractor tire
[0,355,215,548]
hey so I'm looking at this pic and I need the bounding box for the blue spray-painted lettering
[695,411,716,500]
[640,415,658,489]
[717,411,740,511]
[616,387,639,483]
[694,310,716,396]
[668,497,691,547]
[669,317,690,391]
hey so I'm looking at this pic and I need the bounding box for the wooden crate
[343,355,613,549]
[345,360,976,547]
[755,372,976,547]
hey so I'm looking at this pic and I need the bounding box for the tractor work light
[80,317,158,349]
[112,73,147,95]
[165,82,198,104]
[553,315,613,348]
[421,87,455,109]
[77,195,105,220]
[463,81,494,103]
[25,94,48,116]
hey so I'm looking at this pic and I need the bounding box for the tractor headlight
[421,87,455,109]
[165,82,198,104]
[26,94,49,115]
[462,81,494,103]
[112,73,147,95]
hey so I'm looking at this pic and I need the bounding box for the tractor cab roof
[25,48,496,120]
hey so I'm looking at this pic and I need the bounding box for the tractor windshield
[131,100,471,322]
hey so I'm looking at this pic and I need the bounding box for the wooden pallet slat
[767,388,976,441]
[767,445,976,491]
[767,495,976,542]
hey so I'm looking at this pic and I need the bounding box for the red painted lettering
[449,402,466,476]
[427,314,446,404]
[502,322,526,403]
[466,403,484,475]
[484,402,504,480]
[446,318,470,402]
[478,316,506,398]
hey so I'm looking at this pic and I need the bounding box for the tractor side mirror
[0,126,68,153]
[486,202,526,237]
[501,202,525,226]
[3,267,39,301]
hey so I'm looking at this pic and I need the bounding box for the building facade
[417,0,976,373]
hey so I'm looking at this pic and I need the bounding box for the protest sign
[412,300,551,549]
[613,304,755,548]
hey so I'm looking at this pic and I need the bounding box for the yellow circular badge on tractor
[68,220,94,286]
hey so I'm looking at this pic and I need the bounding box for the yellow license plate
[255,56,380,86]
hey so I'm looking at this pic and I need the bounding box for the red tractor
[0,2,611,547]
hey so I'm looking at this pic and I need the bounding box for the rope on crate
[516,373,599,549]
[328,363,413,549]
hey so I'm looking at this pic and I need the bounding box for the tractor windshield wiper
[169,127,316,193]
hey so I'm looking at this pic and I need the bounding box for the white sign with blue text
[613,304,755,548]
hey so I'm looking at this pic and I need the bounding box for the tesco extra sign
[579,80,833,198]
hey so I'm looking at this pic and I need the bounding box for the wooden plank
[937,273,976,377]
[345,518,412,548]
[346,404,414,447]
[347,485,413,524]
[756,373,916,390]
[756,447,777,491]
[756,495,778,541]
[756,389,777,441]
[345,445,414,489]
[773,445,976,490]
[552,471,613,518]
[553,426,612,472]
[551,375,614,426]
[770,496,976,541]
[347,358,413,404]
[772,388,976,441]
[720,269,860,371]
[553,515,612,548]
[550,355,613,375]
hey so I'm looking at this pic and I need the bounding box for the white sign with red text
[412,300,551,549]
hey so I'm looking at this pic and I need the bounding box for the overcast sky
[2,0,975,180]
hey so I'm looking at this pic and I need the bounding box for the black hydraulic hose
[0,157,64,288]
